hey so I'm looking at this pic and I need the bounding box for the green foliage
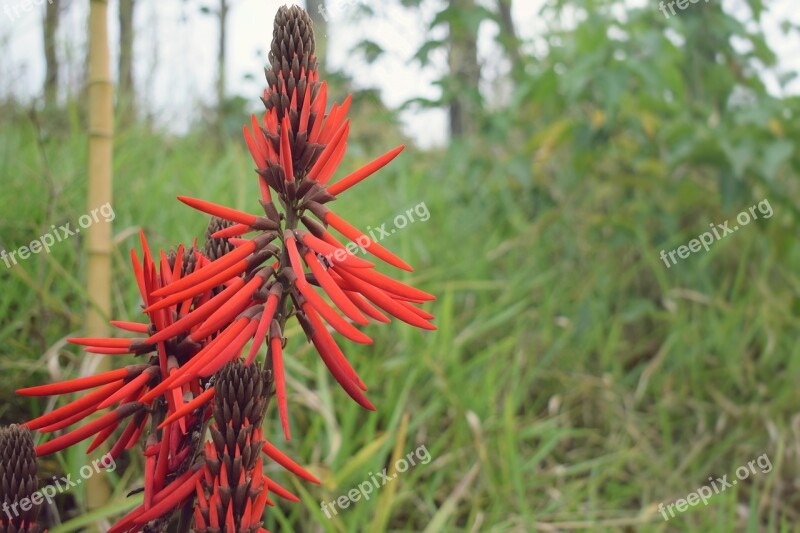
[1,0,799,530]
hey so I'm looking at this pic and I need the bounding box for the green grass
[1,105,799,532]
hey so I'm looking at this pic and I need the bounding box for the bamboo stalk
[84,0,113,522]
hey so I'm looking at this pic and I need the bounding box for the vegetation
[1,0,799,530]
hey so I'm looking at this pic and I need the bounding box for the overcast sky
[1,0,798,147]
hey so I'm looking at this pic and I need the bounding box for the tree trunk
[43,0,60,108]
[448,0,481,138]
[118,0,136,124]
[306,0,327,68]
[496,0,523,78]
[84,0,114,523]
[216,0,229,142]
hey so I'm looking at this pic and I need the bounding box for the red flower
[142,5,436,444]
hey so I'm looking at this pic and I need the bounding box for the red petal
[150,239,255,299]
[280,115,294,182]
[245,291,280,365]
[158,386,215,429]
[26,380,125,430]
[262,441,320,484]
[17,366,131,396]
[324,211,413,271]
[146,277,245,344]
[177,196,259,226]
[327,145,405,195]
[270,329,290,440]
[35,403,143,456]
[303,248,368,324]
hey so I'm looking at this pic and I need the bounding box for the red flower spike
[20,9,435,531]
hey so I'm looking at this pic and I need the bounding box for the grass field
[1,94,799,532]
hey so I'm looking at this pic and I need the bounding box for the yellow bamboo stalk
[84,0,113,520]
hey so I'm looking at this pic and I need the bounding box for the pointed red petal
[35,403,143,456]
[150,239,255,298]
[262,441,320,484]
[177,196,259,226]
[270,328,290,440]
[327,145,405,195]
[303,249,368,324]
[146,277,245,344]
[280,115,294,182]
[158,386,215,429]
[323,211,413,271]
[17,367,131,396]
[26,380,124,430]
[265,476,301,502]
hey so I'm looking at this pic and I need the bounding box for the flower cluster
[0,425,42,533]
[12,5,433,531]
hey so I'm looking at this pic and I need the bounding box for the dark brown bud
[0,425,42,533]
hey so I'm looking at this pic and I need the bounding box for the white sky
[1,0,798,147]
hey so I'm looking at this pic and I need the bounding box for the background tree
[118,0,136,124]
[216,0,230,143]
[446,0,481,137]
[42,0,60,108]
